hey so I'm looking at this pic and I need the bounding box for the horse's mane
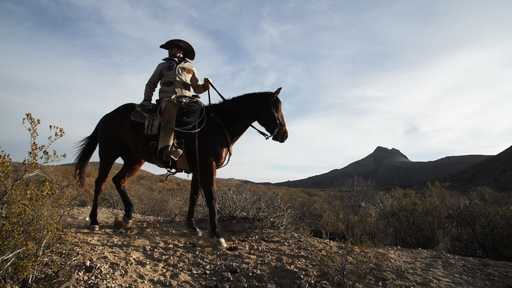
[207,91,272,114]
[206,92,272,125]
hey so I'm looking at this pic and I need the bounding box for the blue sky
[1,0,512,183]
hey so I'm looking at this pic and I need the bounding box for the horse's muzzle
[272,127,288,143]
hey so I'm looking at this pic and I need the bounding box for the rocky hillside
[274,146,491,189]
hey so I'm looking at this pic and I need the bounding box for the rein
[208,82,273,140]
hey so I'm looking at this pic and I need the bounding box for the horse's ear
[273,87,282,98]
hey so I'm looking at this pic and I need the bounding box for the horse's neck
[212,99,260,142]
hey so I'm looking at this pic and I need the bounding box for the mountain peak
[273,145,493,189]
[372,146,410,165]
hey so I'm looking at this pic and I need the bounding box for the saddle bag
[130,101,161,135]
[144,114,160,135]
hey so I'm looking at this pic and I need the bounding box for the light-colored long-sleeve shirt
[144,60,207,102]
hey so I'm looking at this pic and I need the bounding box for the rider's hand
[203,78,212,90]
[138,101,151,107]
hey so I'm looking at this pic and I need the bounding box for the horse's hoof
[122,216,132,227]
[114,215,132,230]
[212,237,227,249]
[89,225,100,231]
[190,229,202,237]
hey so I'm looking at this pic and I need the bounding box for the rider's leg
[158,99,182,165]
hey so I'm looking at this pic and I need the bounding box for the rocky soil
[62,207,512,288]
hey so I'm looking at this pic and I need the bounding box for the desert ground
[59,207,512,288]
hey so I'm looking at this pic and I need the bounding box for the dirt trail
[64,207,512,287]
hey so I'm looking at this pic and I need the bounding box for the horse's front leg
[111,160,142,229]
[186,173,202,236]
[200,164,226,249]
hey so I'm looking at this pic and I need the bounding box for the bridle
[268,98,284,139]
[208,82,282,140]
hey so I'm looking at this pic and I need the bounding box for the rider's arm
[143,63,164,102]
[190,68,210,95]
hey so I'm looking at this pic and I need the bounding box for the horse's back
[96,103,141,147]
[105,103,137,120]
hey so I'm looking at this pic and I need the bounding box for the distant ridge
[443,144,512,190]
[273,146,492,190]
[65,144,512,191]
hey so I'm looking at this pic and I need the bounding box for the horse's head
[257,88,288,143]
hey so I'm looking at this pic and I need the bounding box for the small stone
[84,265,95,273]
[222,272,233,281]
[227,245,239,251]
[238,276,247,283]
[229,267,240,275]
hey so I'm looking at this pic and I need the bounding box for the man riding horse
[139,39,211,167]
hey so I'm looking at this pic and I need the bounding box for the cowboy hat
[160,39,196,60]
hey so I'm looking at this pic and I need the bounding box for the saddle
[130,96,205,173]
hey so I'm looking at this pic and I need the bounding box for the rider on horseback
[139,39,211,167]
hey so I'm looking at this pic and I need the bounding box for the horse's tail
[74,124,99,186]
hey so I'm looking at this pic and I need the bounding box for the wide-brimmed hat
[160,39,195,60]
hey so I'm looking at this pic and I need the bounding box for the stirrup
[165,168,177,180]
[169,148,183,161]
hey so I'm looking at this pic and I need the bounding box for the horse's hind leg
[112,158,144,228]
[186,173,202,236]
[89,158,115,230]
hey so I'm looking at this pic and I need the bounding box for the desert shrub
[85,169,191,220]
[0,114,77,286]
[281,188,332,237]
[94,180,292,228]
[317,243,387,288]
[319,201,346,240]
[449,187,512,260]
[129,181,190,219]
[318,199,382,245]
[289,202,323,236]
[343,210,381,245]
[284,177,512,261]
[316,177,382,244]
[377,183,450,249]
[335,177,379,207]
[216,184,291,228]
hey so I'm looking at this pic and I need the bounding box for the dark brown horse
[74,88,288,248]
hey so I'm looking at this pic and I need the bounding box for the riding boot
[158,145,183,167]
